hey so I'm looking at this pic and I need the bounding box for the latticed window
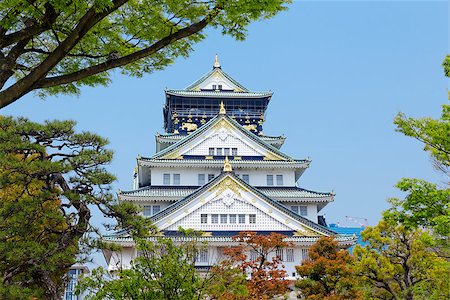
[238,214,245,224]
[209,148,214,155]
[216,148,223,155]
[291,206,299,214]
[152,205,160,215]
[208,174,215,181]
[299,206,307,216]
[220,214,228,224]
[286,248,294,262]
[143,205,152,216]
[267,175,274,186]
[250,249,258,261]
[201,214,207,224]
[232,148,238,155]
[211,214,219,224]
[163,173,170,185]
[276,248,284,261]
[301,249,309,261]
[276,174,283,186]
[173,174,180,186]
[197,249,208,262]
[229,214,237,224]
[198,174,205,185]
[242,174,249,184]
[224,148,230,156]
[249,214,256,224]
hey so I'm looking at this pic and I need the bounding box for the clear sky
[3,1,449,229]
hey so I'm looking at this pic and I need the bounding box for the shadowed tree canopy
[0,116,152,299]
[0,0,291,108]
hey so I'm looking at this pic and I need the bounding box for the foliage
[0,116,152,299]
[295,237,361,300]
[79,228,240,300]
[386,57,450,250]
[215,231,291,300]
[352,221,450,300]
[0,0,291,108]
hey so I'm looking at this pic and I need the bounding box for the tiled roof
[138,158,310,168]
[156,133,285,144]
[103,233,357,245]
[119,186,332,201]
[183,67,250,92]
[165,90,272,98]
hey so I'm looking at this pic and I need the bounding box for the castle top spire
[214,54,221,68]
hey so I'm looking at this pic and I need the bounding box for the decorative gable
[157,116,288,161]
[153,174,329,237]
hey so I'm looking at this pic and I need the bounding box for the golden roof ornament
[219,101,226,115]
[223,156,233,172]
[214,54,220,68]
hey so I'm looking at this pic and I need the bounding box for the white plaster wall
[108,247,135,271]
[111,245,309,279]
[150,167,296,187]
[277,202,319,223]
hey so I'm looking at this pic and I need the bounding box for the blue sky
[3,1,449,228]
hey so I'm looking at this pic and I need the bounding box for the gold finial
[214,54,220,68]
[219,101,226,115]
[223,156,232,172]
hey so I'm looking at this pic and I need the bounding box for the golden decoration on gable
[263,151,282,161]
[294,228,323,237]
[210,177,246,197]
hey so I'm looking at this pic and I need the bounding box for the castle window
[220,214,228,224]
[218,84,222,90]
[197,249,208,262]
[163,173,170,185]
[153,205,160,215]
[212,84,217,90]
[242,174,250,184]
[291,205,308,216]
[224,148,230,156]
[216,148,223,155]
[267,175,274,186]
[276,248,284,261]
[232,148,238,155]
[173,174,180,186]
[302,249,309,261]
[211,214,219,224]
[229,214,237,223]
[276,175,283,186]
[208,174,215,181]
[209,148,215,155]
[299,206,308,216]
[249,214,256,224]
[286,248,294,262]
[238,214,245,224]
[250,249,258,261]
[201,214,207,224]
[143,205,152,216]
[198,174,205,185]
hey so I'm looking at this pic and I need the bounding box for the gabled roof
[149,171,336,236]
[151,114,295,161]
[184,64,249,92]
